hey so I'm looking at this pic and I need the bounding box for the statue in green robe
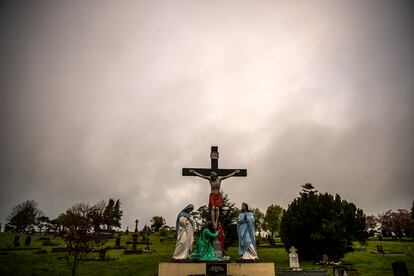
[190,222,220,261]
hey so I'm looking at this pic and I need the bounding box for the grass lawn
[0,232,413,275]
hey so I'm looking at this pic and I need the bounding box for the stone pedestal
[158,262,275,276]
[277,269,329,276]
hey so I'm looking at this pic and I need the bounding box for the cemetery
[3,0,413,274]
[0,231,413,275]
[0,147,413,275]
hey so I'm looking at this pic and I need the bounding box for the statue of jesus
[189,169,240,228]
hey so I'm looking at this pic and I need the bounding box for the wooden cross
[182,146,247,177]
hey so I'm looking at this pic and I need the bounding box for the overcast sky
[1,0,413,230]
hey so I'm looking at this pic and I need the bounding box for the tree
[90,200,106,232]
[252,208,265,235]
[264,204,284,237]
[301,183,318,196]
[61,203,109,276]
[151,216,166,232]
[37,216,50,233]
[196,193,239,248]
[6,200,44,232]
[365,215,377,230]
[252,208,265,245]
[220,193,240,248]
[50,213,67,235]
[365,215,379,236]
[280,185,367,261]
[102,198,123,231]
[378,209,414,239]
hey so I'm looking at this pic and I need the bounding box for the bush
[280,184,367,261]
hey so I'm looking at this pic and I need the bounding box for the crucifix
[182,146,247,228]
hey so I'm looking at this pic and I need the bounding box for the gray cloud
[1,0,413,229]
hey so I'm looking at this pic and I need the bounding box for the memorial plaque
[206,263,227,276]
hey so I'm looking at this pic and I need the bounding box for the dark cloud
[1,1,413,229]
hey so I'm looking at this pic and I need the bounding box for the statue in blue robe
[237,203,258,260]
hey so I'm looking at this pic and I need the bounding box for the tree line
[5,198,122,234]
[366,208,414,240]
[4,186,413,263]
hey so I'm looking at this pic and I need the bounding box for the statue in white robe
[172,204,195,260]
[237,202,258,260]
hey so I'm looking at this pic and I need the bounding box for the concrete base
[158,262,275,276]
[276,269,329,276]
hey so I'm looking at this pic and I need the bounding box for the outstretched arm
[221,169,240,180]
[189,169,210,180]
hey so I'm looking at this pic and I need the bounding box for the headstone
[134,219,139,233]
[115,235,121,248]
[146,235,151,252]
[333,265,354,276]
[392,262,409,276]
[322,254,329,264]
[99,249,107,260]
[24,236,32,246]
[289,246,300,269]
[376,244,384,253]
[132,233,138,250]
[13,235,20,247]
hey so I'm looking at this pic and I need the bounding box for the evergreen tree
[412,200,414,219]
[102,198,123,231]
[280,184,367,261]
[197,193,240,248]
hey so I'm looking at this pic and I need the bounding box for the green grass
[0,233,413,275]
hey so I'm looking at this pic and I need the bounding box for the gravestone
[24,236,32,246]
[392,262,409,276]
[333,265,356,276]
[376,244,384,253]
[13,235,20,247]
[115,235,121,248]
[322,254,329,264]
[134,219,139,233]
[99,249,107,260]
[132,233,138,250]
[124,233,143,254]
[289,246,300,269]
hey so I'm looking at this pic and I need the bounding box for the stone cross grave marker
[134,219,139,233]
[289,246,300,269]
